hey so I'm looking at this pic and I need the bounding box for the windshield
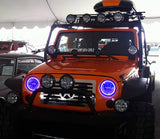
[0,59,15,76]
[16,58,43,75]
[56,31,135,56]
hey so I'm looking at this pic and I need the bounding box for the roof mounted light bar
[66,12,144,25]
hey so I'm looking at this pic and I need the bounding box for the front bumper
[14,103,135,138]
[21,104,133,126]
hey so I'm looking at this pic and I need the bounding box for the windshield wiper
[95,50,119,60]
[62,49,119,61]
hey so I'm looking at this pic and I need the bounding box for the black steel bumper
[20,104,134,126]
[14,104,135,138]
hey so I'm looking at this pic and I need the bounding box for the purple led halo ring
[26,76,40,92]
[99,80,117,97]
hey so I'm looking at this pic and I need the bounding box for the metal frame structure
[44,10,147,77]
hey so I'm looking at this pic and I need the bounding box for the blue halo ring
[26,76,40,92]
[99,80,117,97]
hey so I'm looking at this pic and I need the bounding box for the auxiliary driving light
[6,92,18,104]
[26,76,40,92]
[41,74,55,88]
[99,80,117,97]
[82,14,91,23]
[97,14,106,23]
[66,14,76,24]
[60,74,74,90]
[113,12,124,22]
[115,99,128,112]
[128,46,138,55]
[47,45,57,56]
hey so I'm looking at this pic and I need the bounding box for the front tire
[116,102,155,139]
[128,102,155,139]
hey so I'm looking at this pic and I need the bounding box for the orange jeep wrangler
[0,0,155,139]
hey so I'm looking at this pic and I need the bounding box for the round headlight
[26,76,40,92]
[41,74,55,88]
[82,14,91,23]
[66,14,76,24]
[128,46,138,55]
[97,14,106,23]
[113,12,124,22]
[6,92,18,104]
[115,99,128,112]
[60,74,74,90]
[99,80,117,97]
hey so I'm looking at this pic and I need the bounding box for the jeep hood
[31,59,137,81]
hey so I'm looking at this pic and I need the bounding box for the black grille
[40,81,95,107]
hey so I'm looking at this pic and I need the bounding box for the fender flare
[121,78,150,100]
[0,97,6,105]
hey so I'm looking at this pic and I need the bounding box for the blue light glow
[99,80,116,97]
[26,76,40,92]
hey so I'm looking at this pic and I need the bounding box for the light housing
[47,45,57,56]
[6,92,18,104]
[97,14,106,23]
[66,14,76,24]
[26,76,40,92]
[128,45,138,55]
[60,74,74,90]
[82,14,91,23]
[99,80,117,97]
[113,12,124,22]
[41,74,55,88]
[114,99,128,112]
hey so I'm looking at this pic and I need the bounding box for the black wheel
[115,102,155,139]
[0,104,32,139]
[0,104,22,139]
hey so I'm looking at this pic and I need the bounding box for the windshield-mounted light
[66,14,76,24]
[97,14,106,23]
[26,76,40,92]
[128,46,138,55]
[99,80,117,97]
[82,14,91,23]
[113,12,124,22]
[47,45,57,56]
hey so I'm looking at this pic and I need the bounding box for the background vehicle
[0,53,43,101]
[0,40,27,53]
[0,0,155,139]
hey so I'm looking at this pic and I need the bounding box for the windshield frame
[54,28,138,57]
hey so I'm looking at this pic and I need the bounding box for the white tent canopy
[0,0,160,28]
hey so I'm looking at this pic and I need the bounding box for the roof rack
[62,0,144,29]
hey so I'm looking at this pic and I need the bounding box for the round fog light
[83,14,91,23]
[66,14,76,24]
[6,92,18,104]
[115,99,128,112]
[97,14,106,23]
[113,12,124,22]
